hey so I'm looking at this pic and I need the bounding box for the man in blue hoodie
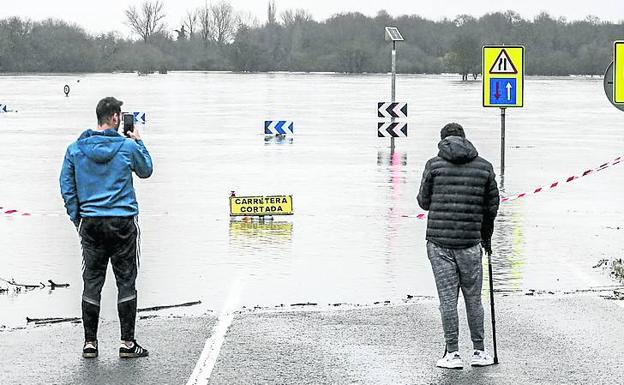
[60,97,152,359]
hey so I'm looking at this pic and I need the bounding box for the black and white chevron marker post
[378,122,407,137]
[377,102,408,119]
[381,27,406,154]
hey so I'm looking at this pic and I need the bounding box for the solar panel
[385,27,404,41]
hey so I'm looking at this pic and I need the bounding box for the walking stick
[487,251,499,364]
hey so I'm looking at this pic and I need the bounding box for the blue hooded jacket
[60,128,153,223]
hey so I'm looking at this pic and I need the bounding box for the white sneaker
[471,350,495,367]
[436,351,463,369]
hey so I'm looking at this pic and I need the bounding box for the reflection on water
[264,135,294,145]
[490,207,525,291]
[228,219,294,278]
[229,220,293,243]
[377,151,408,167]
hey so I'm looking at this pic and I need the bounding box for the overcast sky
[2,0,623,36]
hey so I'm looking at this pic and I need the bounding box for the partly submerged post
[500,107,506,175]
[385,27,404,155]
[482,45,525,176]
[391,40,396,154]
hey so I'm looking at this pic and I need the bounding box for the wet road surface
[2,293,623,385]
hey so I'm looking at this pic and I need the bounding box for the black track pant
[79,217,140,342]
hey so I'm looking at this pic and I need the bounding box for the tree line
[0,0,621,77]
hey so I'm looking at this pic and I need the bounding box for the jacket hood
[437,136,478,164]
[77,129,125,163]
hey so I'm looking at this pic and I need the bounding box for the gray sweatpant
[427,241,485,352]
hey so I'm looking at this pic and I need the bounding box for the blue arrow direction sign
[489,78,516,105]
[133,112,146,123]
[265,121,294,135]
[0,104,7,113]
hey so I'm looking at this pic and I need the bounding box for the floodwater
[1,72,623,328]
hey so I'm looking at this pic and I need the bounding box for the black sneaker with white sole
[119,341,149,358]
[83,341,98,358]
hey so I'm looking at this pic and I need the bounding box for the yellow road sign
[614,41,624,104]
[483,46,524,108]
[230,195,293,216]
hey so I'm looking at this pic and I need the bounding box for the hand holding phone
[126,123,141,141]
[122,113,134,135]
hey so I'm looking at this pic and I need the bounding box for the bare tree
[267,1,277,25]
[211,1,236,46]
[125,0,166,43]
[281,9,313,26]
[236,11,260,29]
[183,9,198,38]
[198,3,215,45]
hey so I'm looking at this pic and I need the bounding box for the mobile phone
[122,113,135,135]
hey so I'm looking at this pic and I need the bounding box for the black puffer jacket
[417,136,499,248]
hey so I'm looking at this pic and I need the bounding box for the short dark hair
[440,122,465,139]
[96,97,123,125]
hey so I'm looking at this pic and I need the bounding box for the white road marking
[186,276,245,385]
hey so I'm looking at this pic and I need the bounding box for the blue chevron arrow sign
[264,121,294,135]
[0,104,8,113]
[133,112,146,123]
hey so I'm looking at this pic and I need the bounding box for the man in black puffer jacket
[417,123,499,369]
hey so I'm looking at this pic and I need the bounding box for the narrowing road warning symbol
[377,102,408,118]
[489,49,518,74]
[378,122,407,137]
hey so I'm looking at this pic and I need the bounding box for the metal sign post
[500,107,506,174]
[483,45,525,176]
[391,40,397,154]
[385,27,404,155]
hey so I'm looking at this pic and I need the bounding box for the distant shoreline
[0,71,607,79]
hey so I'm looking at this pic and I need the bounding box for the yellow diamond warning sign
[230,195,293,216]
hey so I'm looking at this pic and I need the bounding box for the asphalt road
[0,316,216,385]
[1,294,623,385]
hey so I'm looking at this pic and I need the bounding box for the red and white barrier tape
[3,156,623,220]
[500,155,622,203]
[403,155,623,220]
[0,207,31,216]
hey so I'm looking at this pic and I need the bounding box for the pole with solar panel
[378,27,407,155]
